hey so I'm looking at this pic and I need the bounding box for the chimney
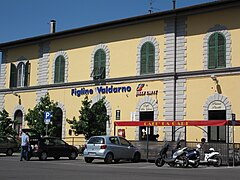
[173,0,176,10]
[50,20,56,33]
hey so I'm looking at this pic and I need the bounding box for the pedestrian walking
[20,130,29,161]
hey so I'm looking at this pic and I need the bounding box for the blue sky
[0,0,215,44]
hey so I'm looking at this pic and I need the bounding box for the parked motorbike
[185,148,200,168]
[155,141,189,168]
[197,144,222,167]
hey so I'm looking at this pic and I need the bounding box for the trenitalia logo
[136,83,158,97]
[136,84,145,91]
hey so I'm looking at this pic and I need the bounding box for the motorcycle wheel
[213,155,222,167]
[191,159,200,168]
[155,157,165,167]
[180,156,189,168]
[168,162,175,167]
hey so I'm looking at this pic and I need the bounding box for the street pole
[46,124,48,136]
[233,125,235,167]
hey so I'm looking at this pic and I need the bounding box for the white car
[83,136,141,164]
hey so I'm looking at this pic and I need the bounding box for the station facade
[0,0,240,144]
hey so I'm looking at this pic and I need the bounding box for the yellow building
[0,0,240,145]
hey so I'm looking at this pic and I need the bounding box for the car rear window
[7,137,17,143]
[88,137,105,144]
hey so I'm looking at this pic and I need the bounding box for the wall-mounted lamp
[12,92,21,105]
[211,74,218,83]
[211,75,222,94]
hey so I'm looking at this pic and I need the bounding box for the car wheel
[39,152,48,161]
[114,159,120,163]
[6,148,13,156]
[54,156,60,160]
[132,152,141,163]
[104,153,113,164]
[69,151,77,160]
[84,157,94,163]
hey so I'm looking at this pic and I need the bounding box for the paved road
[0,154,239,180]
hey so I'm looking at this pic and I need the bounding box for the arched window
[17,63,25,87]
[140,42,155,75]
[9,61,30,88]
[14,110,23,136]
[208,33,226,69]
[54,55,65,83]
[93,49,106,80]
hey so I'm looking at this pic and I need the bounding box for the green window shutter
[54,55,65,83]
[60,56,65,82]
[148,43,155,73]
[94,49,106,79]
[208,35,216,69]
[24,61,30,87]
[140,43,147,74]
[208,33,226,69]
[54,58,59,83]
[217,33,226,68]
[10,63,17,88]
[141,42,155,74]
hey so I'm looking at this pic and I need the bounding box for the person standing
[20,130,29,161]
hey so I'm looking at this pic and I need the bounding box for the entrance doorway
[14,110,23,136]
[208,110,226,142]
[139,111,154,140]
[53,108,63,139]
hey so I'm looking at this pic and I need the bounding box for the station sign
[71,85,131,97]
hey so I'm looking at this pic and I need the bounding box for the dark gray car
[0,136,19,156]
[83,136,141,164]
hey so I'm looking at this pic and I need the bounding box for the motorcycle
[155,141,189,168]
[197,144,222,167]
[185,148,200,168]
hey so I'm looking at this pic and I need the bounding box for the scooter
[197,144,222,167]
[185,148,200,168]
[155,141,189,168]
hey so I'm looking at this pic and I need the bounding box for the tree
[0,109,17,136]
[67,96,109,139]
[25,93,58,136]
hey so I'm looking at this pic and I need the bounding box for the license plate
[88,152,96,156]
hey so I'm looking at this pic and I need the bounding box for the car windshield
[88,137,105,144]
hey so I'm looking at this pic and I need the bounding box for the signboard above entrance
[114,120,230,127]
[209,101,225,110]
[140,103,154,112]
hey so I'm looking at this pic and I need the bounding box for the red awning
[114,120,230,127]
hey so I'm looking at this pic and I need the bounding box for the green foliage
[67,96,109,139]
[25,93,58,136]
[0,109,17,136]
